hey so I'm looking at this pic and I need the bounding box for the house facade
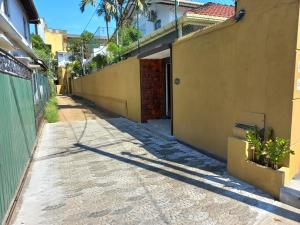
[136,0,203,37]
[0,0,40,64]
[124,2,235,57]
[40,23,108,93]
[120,2,235,129]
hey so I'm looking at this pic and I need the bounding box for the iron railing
[0,48,32,79]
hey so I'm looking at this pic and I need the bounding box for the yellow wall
[227,137,289,198]
[56,67,70,94]
[44,29,67,55]
[72,57,141,122]
[172,0,300,180]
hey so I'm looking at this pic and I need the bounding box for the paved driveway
[10,96,300,225]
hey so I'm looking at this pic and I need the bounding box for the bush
[49,79,57,97]
[246,127,294,170]
[45,97,59,123]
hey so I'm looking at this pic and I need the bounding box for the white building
[124,1,235,57]
[135,0,203,37]
[0,0,40,64]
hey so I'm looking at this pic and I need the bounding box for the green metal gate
[0,48,50,223]
[32,73,50,126]
[0,72,36,223]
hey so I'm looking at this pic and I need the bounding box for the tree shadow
[74,143,300,223]
[68,96,275,198]
[66,96,300,222]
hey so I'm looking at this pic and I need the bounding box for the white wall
[137,3,188,36]
[0,0,30,42]
[37,18,46,41]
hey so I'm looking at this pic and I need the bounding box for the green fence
[32,73,50,126]
[0,72,36,223]
[0,49,50,223]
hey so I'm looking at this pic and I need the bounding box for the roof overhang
[123,14,227,55]
[150,0,203,8]
[20,0,39,24]
[28,59,48,71]
[141,48,170,59]
[0,33,15,51]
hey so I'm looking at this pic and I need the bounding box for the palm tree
[80,0,147,40]
[80,0,116,40]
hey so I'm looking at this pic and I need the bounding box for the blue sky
[34,0,114,35]
[33,0,235,35]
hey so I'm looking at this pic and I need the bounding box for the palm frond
[80,0,97,12]
[136,0,148,12]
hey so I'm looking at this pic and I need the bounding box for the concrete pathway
[10,96,300,225]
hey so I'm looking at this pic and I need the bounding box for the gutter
[150,0,204,8]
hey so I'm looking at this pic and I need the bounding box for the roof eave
[20,0,39,24]
[123,15,228,55]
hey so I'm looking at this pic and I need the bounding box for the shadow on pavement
[74,143,300,223]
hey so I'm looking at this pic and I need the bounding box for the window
[23,17,27,39]
[154,20,161,30]
[3,0,9,16]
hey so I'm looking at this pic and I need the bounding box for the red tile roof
[186,3,235,18]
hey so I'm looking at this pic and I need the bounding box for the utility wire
[82,8,98,33]
[83,0,138,59]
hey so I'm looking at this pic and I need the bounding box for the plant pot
[227,137,290,198]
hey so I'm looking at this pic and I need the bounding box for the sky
[33,0,115,36]
[33,0,235,35]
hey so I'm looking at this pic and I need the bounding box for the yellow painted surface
[56,68,70,94]
[290,49,300,179]
[56,85,62,95]
[72,57,141,122]
[44,29,67,55]
[172,0,299,180]
[227,137,289,198]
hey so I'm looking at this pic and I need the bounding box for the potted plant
[227,127,294,197]
[246,127,294,170]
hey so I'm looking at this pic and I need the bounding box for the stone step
[280,172,300,209]
[141,120,176,142]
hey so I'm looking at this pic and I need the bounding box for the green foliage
[106,25,141,62]
[67,60,83,77]
[31,34,57,78]
[106,42,121,62]
[118,24,141,47]
[49,79,57,97]
[32,35,51,54]
[246,127,265,162]
[246,127,294,170]
[85,61,97,74]
[67,31,94,61]
[67,31,97,75]
[45,97,59,123]
[265,138,294,170]
[92,54,108,69]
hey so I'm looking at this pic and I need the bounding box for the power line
[82,8,97,33]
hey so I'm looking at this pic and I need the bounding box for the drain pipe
[234,1,246,22]
[235,9,246,22]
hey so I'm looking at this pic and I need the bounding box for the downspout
[234,0,246,22]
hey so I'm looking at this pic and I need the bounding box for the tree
[106,23,141,62]
[67,31,97,76]
[79,0,147,40]
[92,54,108,69]
[67,31,94,61]
[80,0,116,40]
[31,34,57,78]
